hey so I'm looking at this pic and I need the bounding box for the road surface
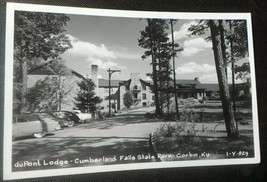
[12,107,163,171]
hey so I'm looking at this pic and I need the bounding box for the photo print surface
[4,3,260,180]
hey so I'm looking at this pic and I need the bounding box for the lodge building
[27,64,220,113]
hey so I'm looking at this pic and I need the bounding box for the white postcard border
[4,2,260,180]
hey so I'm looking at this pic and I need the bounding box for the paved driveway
[12,106,253,171]
[12,107,164,171]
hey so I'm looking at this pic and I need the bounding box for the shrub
[156,123,176,138]
[179,106,200,123]
[145,112,156,119]
[175,121,196,137]
[154,107,199,141]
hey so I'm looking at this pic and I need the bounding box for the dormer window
[52,76,58,81]
[142,84,146,90]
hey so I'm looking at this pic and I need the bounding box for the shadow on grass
[198,112,253,122]
[154,131,254,161]
[79,113,162,130]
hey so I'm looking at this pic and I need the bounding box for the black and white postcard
[4,2,260,180]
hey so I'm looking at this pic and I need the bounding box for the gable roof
[29,66,57,75]
[98,79,120,87]
[168,79,205,90]
[201,84,220,91]
[98,78,209,90]
[28,62,87,81]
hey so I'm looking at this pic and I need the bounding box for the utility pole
[170,19,179,120]
[107,68,121,116]
[58,75,62,111]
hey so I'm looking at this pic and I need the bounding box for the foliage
[13,83,22,114]
[156,123,176,138]
[235,62,250,81]
[123,91,134,109]
[226,20,248,60]
[75,79,102,113]
[188,20,240,139]
[179,106,200,123]
[154,107,198,140]
[138,19,183,116]
[26,77,59,112]
[14,11,72,67]
[188,20,210,39]
[14,11,72,113]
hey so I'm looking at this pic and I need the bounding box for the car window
[39,113,55,119]
[17,117,28,123]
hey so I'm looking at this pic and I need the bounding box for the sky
[61,14,245,83]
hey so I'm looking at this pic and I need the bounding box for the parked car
[51,111,79,124]
[12,115,61,140]
[30,113,74,128]
[72,110,92,122]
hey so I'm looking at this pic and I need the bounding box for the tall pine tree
[138,19,182,117]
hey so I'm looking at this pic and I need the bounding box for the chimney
[131,73,140,82]
[91,65,98,95]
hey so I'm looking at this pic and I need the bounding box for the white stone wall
[98,87,119,112]
[120,85,126,110]
[27,74,81,111]
[91,65,99,95]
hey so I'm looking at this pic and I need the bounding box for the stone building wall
[27,74,81,111]
[98,86,119,112]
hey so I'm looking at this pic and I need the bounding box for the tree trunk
[167,75,170,116]
[21,60,28,114]
[157,48,164,114]
[170,19,179,120]
[209,20,238,139]
[152,51,161,116]
[219,20,228,79]
[148,19,161,116]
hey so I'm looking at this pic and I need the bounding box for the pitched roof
[98,79,120,87]
[140,79,152,86]
[168,79,205,89]
[201,84,220,91]
[28,62,87,81]
[104,90,120,100]
[29,66,57,75]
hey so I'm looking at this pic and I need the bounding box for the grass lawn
[152,100,255,161]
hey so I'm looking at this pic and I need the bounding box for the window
[134,93,138,99]
[152,95,155,100]
[142,93,146,100]
[143,102,147,107]
[142,84,146,90]
[104,88,112,93]
[133,85,138,90]
[52,76,58,81]
[17,118,27,123]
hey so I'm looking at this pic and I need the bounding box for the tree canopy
[138,19,183,116]
[13,11,72,113]
[123,91,134,109]
[75,79,102,113]
[188,20,249,138]
[14,11,72,65]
